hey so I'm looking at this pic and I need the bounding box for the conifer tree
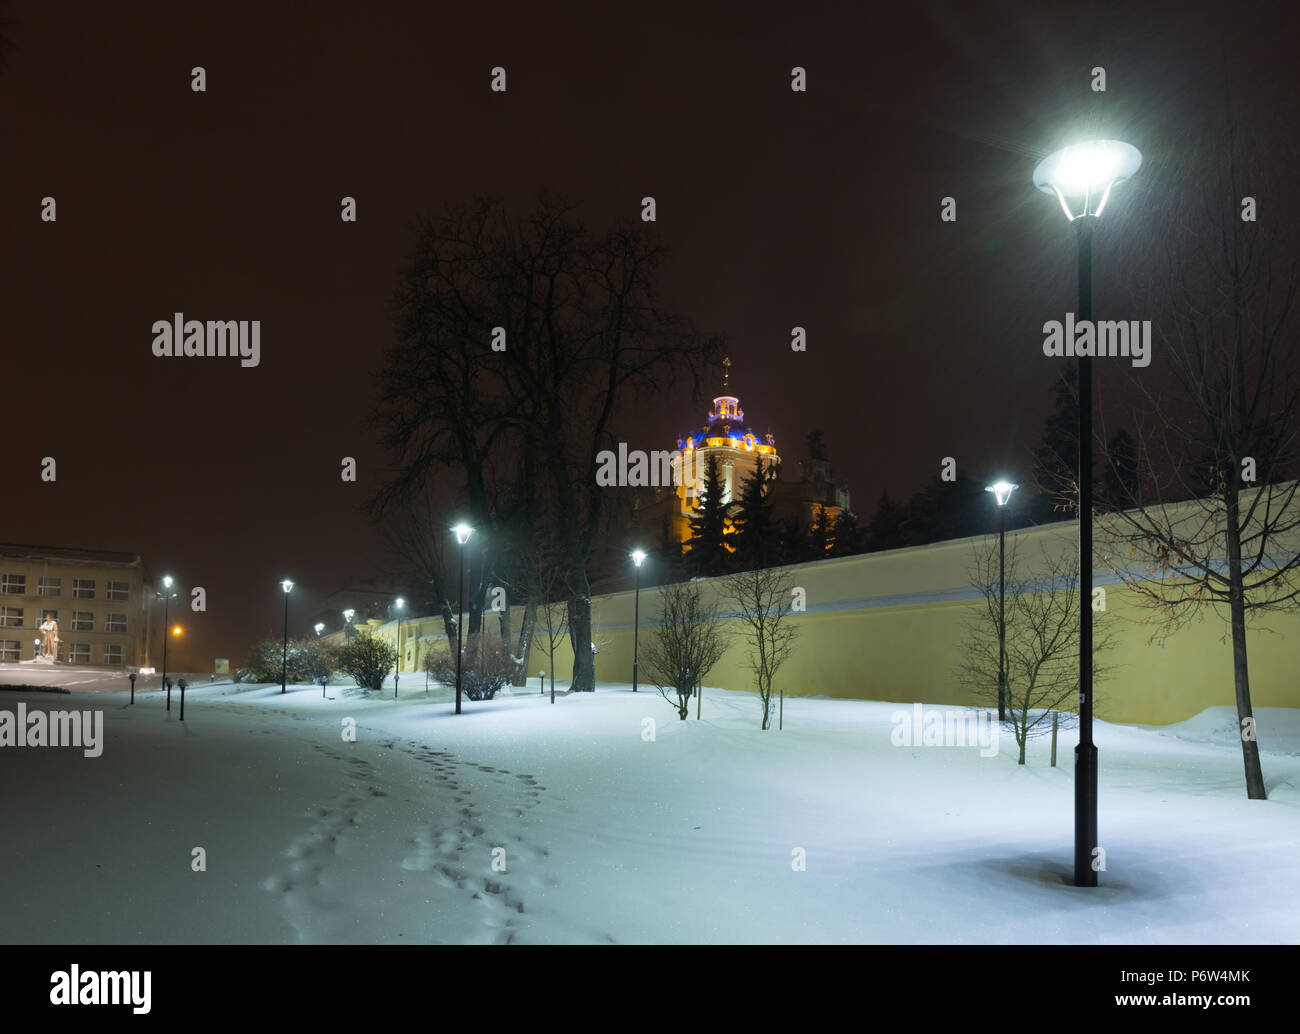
[732,458,778,571]
[684,453,730,577]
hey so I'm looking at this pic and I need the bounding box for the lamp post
[985,481,1017,723]
[280,579,294,694]
[630,549,646,692]
[342,609,355,640]
[393,597,405,698]
[453,524,473,715]
[1033,139,1141,888]
[155,576,177,710]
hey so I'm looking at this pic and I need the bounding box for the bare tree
[642,581,728,721]
[958,538,1116,765]
[1097,117,1299,799]
[724,566,800,729]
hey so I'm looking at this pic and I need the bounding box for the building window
[1,574,26,595]
[68,643,91,664]
[38,608,59,624]
[71,611,94,632]
[0,606,22,628]
[72,579,95,599]
[105,613,128,634]
[0,640,19,661]
[103,644,124,665]
[38,576,62,597]
[107,581,129,601]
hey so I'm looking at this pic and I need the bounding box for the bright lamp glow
[986,480,1018,506]
[172,626,182,636]
[631,549,646,567]
[281,579,294,593]
[162,575,173,589]
[395,597,405,608]
[1033,140,1141,220]
[343,609,355,622]
[314,622,325,635]
[453,523,473,545]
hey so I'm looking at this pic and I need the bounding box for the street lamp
[155,576,178,711]
[393,597,405,698]
[452,523,473,715]
[630,549,646,692]
[984,481,1017,723]
[1033,138,1141,888]
[314,622,325,637]
[280,579,294,694]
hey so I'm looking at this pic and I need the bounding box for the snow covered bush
[426,634,514,701]
[337,631,398,693]
[238,637,336,685]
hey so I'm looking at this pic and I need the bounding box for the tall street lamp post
[453,524,473,715]
[393,597,405,698]
[1033,139,1141,888]
[630,549,646,692]
[280,579,294,694]
[985,481,1017,723]
[155,576,177,711]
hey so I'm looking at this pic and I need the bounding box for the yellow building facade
[366,501,1300,726]
[0,544,151,667]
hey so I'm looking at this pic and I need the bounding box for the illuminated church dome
[676,358,778,460]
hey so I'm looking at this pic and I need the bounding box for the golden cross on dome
[722,356,731,392]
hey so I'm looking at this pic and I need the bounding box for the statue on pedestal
[38,617,59,662]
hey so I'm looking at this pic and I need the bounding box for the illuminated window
[0,606,22,628]
[107,581,130,601]
[0,640,19,661]
[106,613,128,633]
[38,576,62,597]
[71,611,94,631]
[1,574,26,595]
[73,579,95,599]
[103,644,124,665]
[68,643,91,664]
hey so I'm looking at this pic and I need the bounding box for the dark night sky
[4,0,1298,666]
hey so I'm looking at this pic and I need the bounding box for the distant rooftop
[0,543,143,566]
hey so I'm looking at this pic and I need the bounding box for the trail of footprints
[262,739,552,944]
[399,742,554,944]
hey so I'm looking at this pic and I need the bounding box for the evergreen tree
[810,505,834,556]
[829,509,866,557]
[684,453,730,577]
[866,490,909,551]
[778,516,812,565]
[732,458,778,571]
[1032,365,1080,521]
[1101,428,1139,510]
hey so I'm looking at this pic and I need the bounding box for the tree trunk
[567,587,595,692]
[512,603,535,686]
[1224,490,1268,799]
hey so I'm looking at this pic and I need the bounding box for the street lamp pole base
[1074,742,1099,886]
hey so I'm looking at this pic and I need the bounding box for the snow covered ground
[1,675,1297,944]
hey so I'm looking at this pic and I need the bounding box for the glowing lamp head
[1033,140,1141,220]
[281,579,294,593]
[453,523,473,545]
[314,622,325,635]
[394,597,405,609]
[343,609,355,623]
[172,625,182,636]
[986,480,1018,507]
[631,549,646,568]
[162,575,174,589]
